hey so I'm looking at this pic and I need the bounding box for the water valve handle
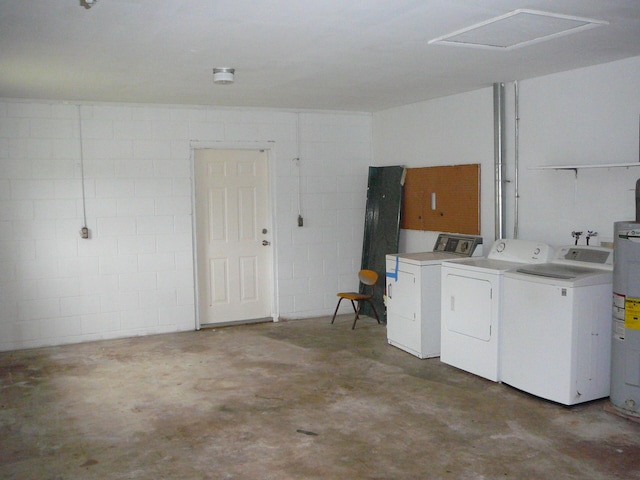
[571,231,583,245]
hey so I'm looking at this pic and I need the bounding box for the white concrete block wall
[373,87,494,252]
[512,57,640,246]
[282,113,371,319]
[0,100,373,351]
[373,56,640,250]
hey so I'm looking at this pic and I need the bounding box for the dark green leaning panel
[359,166,405,323]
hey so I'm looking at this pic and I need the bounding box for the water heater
[611,181,640,417]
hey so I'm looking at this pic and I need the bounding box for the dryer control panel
[487,239,554,263]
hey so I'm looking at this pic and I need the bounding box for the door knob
[262,240,271,246]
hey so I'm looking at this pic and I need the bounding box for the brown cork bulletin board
[401,164,480,234]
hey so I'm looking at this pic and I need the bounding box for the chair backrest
[358,269,378,287]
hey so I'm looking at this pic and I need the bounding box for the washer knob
[496,241,506,252]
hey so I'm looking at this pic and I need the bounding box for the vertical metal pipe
[636,178,640,222]
[493,83,506,240]
[513,81,520,239]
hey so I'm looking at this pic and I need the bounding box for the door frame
[189,142,279,330]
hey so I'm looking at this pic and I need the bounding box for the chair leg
[334,297,378,329]
[366,299,381,324]
[349,300,359,316]
[352,300,362,330]
[353,300,380,329]
[350,300,361,328]
[331,298,344,324]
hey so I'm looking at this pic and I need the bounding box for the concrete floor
[1,316,639,480]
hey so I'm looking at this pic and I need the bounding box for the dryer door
[443,273,492,341]
[386,268,420,355]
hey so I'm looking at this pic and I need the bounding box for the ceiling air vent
[428,9,607,50]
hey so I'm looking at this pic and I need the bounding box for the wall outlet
[80,227,90,239]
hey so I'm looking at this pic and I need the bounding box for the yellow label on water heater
[625,298,640,330]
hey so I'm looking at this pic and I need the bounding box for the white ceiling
[1,0,640,112]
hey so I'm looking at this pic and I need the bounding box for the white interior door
[195,149,273,325]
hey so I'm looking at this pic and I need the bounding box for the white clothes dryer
[500,246,614,405]
[440,239,554,381]
[386,233,483,359]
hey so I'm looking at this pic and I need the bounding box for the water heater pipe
[493,83,506,240]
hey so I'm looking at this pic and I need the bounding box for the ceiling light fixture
[213,68,235,85]
[80,0,98,9]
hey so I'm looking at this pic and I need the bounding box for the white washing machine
[501,246,614,405]
[440,239,554,382]
[385,233,483,359]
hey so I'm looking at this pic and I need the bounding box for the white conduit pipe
[513,81,520,239]
[493,83,506,240]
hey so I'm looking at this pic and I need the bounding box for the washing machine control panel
[553,246,613,269]
[433,234,482,256]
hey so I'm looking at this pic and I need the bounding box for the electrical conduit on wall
[513,81,520,239]
[493,83,506,240]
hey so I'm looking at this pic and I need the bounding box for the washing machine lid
[512,245,613,280]
[515,263,600,279]
[510,263,613,286]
